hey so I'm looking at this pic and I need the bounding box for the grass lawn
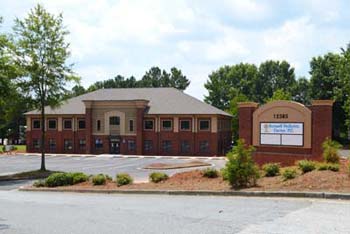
[15,145,26,152]
[0,144,26,153]
[0,170,59,181]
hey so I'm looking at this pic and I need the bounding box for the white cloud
[2,0,350,100]
[223,0,270,21]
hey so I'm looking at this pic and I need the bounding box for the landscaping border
[19,187,350,200]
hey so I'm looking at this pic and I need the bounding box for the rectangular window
[180,120,191,131]
[200,141,209,153]
[48,139,56,151]
[48,119,57,130]
[63,119,72,130]
[129,119,134,132]
[78,119,86,129]
[109,116,120,125]
[180,140,190,153]
[128,140,136,151]
[162,140,172,153]
[144,119,154,130]
[33,139,40,149]
[144,140,153,152]
[199,120,210,131]
[79,139,86,149]
[64,139,73,150]
[95,139,103,149]
[161,119,172,131]
[33,120,41,129]
[97,120,101,131]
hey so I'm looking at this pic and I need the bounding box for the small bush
[33,180,46,187]
[45,172,74,187]
[149,172,169,183]
[317,163,339,172]
[298,160,316,174]
[70,172,88,184]
[327,164,339,172]
[220,168,228,180]
[202,168,219,178]
[225,139,260,188]
[262,163,280,177]
[92,174,107,185]
[282,169,297,181]
[317,163,329,171]
[322,138,342,163]
[116,173,133,186]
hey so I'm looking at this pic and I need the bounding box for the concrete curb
[18,187,350,200]
[16,153,226,160]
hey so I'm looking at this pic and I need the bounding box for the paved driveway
[1,191,350,234]
[0,155,226,183]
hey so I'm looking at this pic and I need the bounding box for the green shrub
[45,172,73,187]
[116,173,133,186]
[149,172,169,183]
[282,169,297,181]
[225,139,260,188]
[298,160,316,174]
[220,168,228,180]
[262,163,280,177]
[317,163,339,172]
[33,180,46,187]
[202,168,219,178]
[71,172,88,184]
[322,138,342,163]
[328,164,340,172]
[92,174,107,185]
[317,163,329,171]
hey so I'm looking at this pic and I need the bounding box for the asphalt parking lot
[0,154,226,183]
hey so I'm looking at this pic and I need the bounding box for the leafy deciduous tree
[13,5,78,170]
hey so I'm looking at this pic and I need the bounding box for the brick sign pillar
[238,102,259,145]
[136,108,144,155]
[310,100,334,158]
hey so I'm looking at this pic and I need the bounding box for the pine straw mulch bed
[27,160,350,193]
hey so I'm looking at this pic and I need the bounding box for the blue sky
[1,0,350,100]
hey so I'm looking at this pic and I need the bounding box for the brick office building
[25,88,232,156]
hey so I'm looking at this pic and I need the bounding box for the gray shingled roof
[25,88,231,116]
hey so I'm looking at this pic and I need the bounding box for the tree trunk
[40,103,46,171]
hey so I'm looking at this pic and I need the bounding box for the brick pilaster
[136,108,144,155]
[85,108,93,154]
[310,100,334,158]
[238,102,258,145]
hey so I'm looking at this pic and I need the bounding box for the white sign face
[260,122,303,146]
[260,123,303,135]
[261,134,280,145]
[282,135,303,146]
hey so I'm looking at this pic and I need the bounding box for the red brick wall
[26,114,232,156]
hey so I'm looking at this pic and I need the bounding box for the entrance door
[110,141,120,154]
